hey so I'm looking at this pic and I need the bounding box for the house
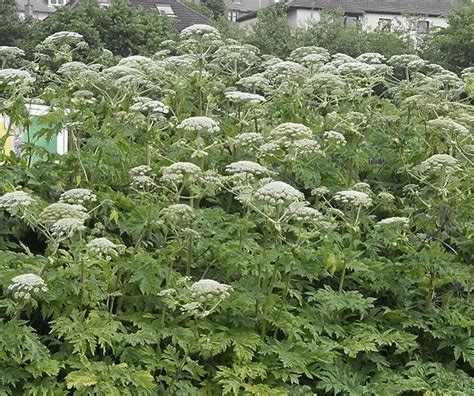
[225,0,274,22]
[16,0,209,31]
[237,0,466,33]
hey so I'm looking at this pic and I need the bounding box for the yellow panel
[0,116,14,154]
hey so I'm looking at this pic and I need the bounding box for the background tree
[30,0,177,59]
[0,0,28,47]
[422,4,474,73]
[201,0,226,19]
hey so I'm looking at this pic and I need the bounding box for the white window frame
[228,10,239,22]
[156,5,176,17]
[48,0,66,6]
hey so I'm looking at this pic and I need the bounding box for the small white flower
[356,53,386,64]
[130,97,169,115]
[311,186,330,197]
[378,192,395,202]
[50,217,86,238]
[87,237,123,257]
[254,181,305,205]
[190,279,232,301]
[0,191,34,215]
[180,301,203,316]
[0,46,25,58]
[289,139,321,155]
[0,69,35,86]
[333,190,372,208]
[352,182,372,194]
[180,24,221,41]
[376,217,409,228]
[8,273,47,300]
[59,188,97,205]
[427,117,469,136]
[225,91,266,105]
[177,116,220,135]
[157,288,176,297]
[323,131,347,146]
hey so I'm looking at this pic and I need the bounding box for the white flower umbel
[0,46,25,58]
[269,123,313,146]
[352,182,372,194]
[356,53,386,64]
[162,204,195,223]
[131,175,156,190]
[129,165,153,176]
[376,217,409,228]
[323,131,347,146]
[59,188,97,206]
[414,154,460,175]
[0,69,35,86]
[0,191,34,215]
[177,116,220,135]
[236,74,270,92]
[43,31,83,45]
[225,161,270,178]
[190,279,232,302]
[180,24,221,41]
[255,181,305,205]
[87,237,123,258]
[57,61,89,76]
[427,117,469,136]
[333,190,373,208]
[160,162,202,184]
[311,186,330,197]
[180,302,203,316]
[378,192,396,202]
[224,91,266,105]
[234,132,264,146]
[50,217,86,238]
[289,139,321,155]
[39,203,89,225]
[287,202,324,222]
[8,273,48,300]
[130,97,169,115]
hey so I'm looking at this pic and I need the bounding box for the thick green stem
[426,269,437,309]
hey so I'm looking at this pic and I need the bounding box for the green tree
[246,4,296,58]
[201,0,226,19]
[423,4,474,73]
[31,0,177,58]
[0,0,27,46]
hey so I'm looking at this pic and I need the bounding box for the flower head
[43,31,83,45]
[323,131,347,146]
[254,181,305,205]
[225,91,266,105]
[287,202,324,222]
[0,191,34,215]
[333,190,372,208]
[39,203,89,225]
[0,69,35,86]
[269,122,313,145]
[161,162,202,184]
[87,237,123,258]
[180,24,221,41]
[8,273,48,300]
[414,154,460,175]
[131,175,156,190]
[162,204,195,223]
[130,97,169,115]
[234,132,264,147]
[376,217,409,228]
[50,217,86,238]
[129,165,153,176]
[59,188,97,205]
[190,279,232,301]
[225,161,270,177]
[177,116,220,135]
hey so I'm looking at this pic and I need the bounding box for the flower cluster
[234,132,264,147]
[180,24,221,41]
[323,131,347,146]
[39,203,89,225]
[130,165,153,176]
[131,175,156,190]
[427,117,469,136]
[8,273,48,300]
[190,279,232,302]
[269,123,313,146]
[289,139,321,156]
[0,69,35,86]
[0,46,25,58]
[177,116,220,135]
[333,190,373,208]
[254,181,305,205]
[59,188,97,206]
[0,191,34,215]
[43,31,83,45]
[287,202,324,222]
[414,154,460,175]
[130,97,169,115]
[376,217,409,228]
[87,237,123,258]
[50,218,86,238]
[225,161,270,178]
[162,204,195,223]
[224,91,266,105]
[161,162,202,184]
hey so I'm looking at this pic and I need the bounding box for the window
[48,0,67,6]
[417,20,429,34]
[344,16,359,27]
[228,10,239,22]
[378,18,392,31]
[156,5,176,17]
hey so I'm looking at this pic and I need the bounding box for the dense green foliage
[1,23,474,395]
[423,4,474,74]
[0,0,28,47]
[29,0,177,59]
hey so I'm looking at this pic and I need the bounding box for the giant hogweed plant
[0,26,473,395]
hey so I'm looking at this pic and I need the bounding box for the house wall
[292,8,320,27]
[362,13,448,31]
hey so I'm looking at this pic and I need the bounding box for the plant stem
[426,269,437,309]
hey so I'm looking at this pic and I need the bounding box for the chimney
[25,0,34,19]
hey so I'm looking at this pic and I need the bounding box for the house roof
[17,0,56,14]
[131,0,209,31]
[237,0,465,22]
